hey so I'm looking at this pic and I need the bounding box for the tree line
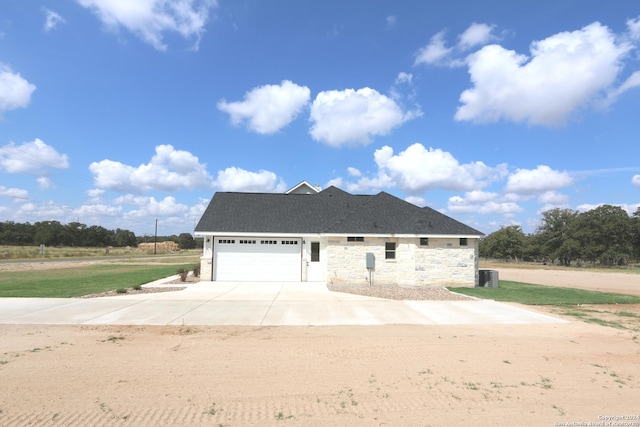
[0,220,199,250]
[480,205,640,266]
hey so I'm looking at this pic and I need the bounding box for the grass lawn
[449,280,640,305]
[0,264,194,298]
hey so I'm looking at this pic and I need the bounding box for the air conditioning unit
[477,269,499,288]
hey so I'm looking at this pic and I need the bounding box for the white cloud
[0,138,69,174]
[537,191,571,215]
[538,190,569,205]
[77,0,217,51]
[347,167,361,177]
[43,8,66,32]
[0,64,36,115]
[608,71,640,101]
[414,31,452,66]
[395,72,412,85]
[405,196,427,207]
[73,203,123,221]
[14,201,69,223]
[458,22,496,50]
[37,177,54,190]
[628,16,640,39]
[309,88,418,147]
[218,81,310,134]
[370,143,503,194]
[86,188,105,203]
[504,165,573,195]
[325,177,344,189]
[632,174,640,189]
[386,15,396,28]
[0,186,29,201]
[456,22,632,126]
[89,144,213,193]
[214,167,287,192]
[448,194,523,216]
[414,23,497,67]
[464,190,499,203]
[116,195,187,216]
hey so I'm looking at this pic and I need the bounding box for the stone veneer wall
[324,237,478,287]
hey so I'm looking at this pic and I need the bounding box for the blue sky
[1,1,639,237]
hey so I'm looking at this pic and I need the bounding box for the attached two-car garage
[214,237,302,281]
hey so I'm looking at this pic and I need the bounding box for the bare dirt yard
[1,265,639,426]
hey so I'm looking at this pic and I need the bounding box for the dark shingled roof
[195,186,484,236]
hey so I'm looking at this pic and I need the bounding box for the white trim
[200,232,320,238]
[285,180,321,194]
[198,232,480,239]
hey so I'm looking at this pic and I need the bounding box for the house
[194,181,484,286]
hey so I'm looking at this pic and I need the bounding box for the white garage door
[214,238,301,281]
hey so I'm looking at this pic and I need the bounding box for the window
[420,238,429,246]
[281,240,298,245]
[347,236,364,242]
[459,238,468,246]
[385,242,396,260]
[239,240,256,244]
[311,242,320,262]
[260,240,277,245]
[218,239,235,244]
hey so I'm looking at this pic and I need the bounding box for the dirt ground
[1,267,639,426]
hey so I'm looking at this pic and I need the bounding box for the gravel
[327,285,477,301]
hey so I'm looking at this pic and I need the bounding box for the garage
[214,237,302,281]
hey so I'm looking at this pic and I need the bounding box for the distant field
[479,260,640,274]
[0,245,201,260]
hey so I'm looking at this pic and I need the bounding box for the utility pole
[154,219,158,255]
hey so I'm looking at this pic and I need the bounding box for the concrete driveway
[0,281,564,326]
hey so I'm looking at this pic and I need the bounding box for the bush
[177,268,188,282]
[116,288,128,294]
[192,264,200,278]
[132,284,142,291]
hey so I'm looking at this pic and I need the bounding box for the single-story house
[194,181,484,286]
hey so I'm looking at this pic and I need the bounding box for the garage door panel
[214,238,301,281]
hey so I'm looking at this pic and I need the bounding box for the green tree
[535,208,579,265]
[34,221,66,246]
[0,221,35,245]
[177,233,196,249]
[82,225,113,247]
[65,222,86,246]
[113,228,137,247]
[632,208,640,262]
[479,225,526,262]
[573,205,631,265]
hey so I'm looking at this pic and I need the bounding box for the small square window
[459,238,468,246]
[420,238,429,246]
[385,242,396,260]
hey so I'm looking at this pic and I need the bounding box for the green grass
[0,264,193,298]
[449,280,640,305]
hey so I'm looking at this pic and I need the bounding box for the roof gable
[285,180,321,194]
[195,187,483,236]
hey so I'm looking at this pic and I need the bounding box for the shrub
[192,264,201,278]
[132,284,142,291]
[177,268,188,282]
[116,288,127,294]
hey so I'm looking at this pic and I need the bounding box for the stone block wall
[325,237,478,287]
